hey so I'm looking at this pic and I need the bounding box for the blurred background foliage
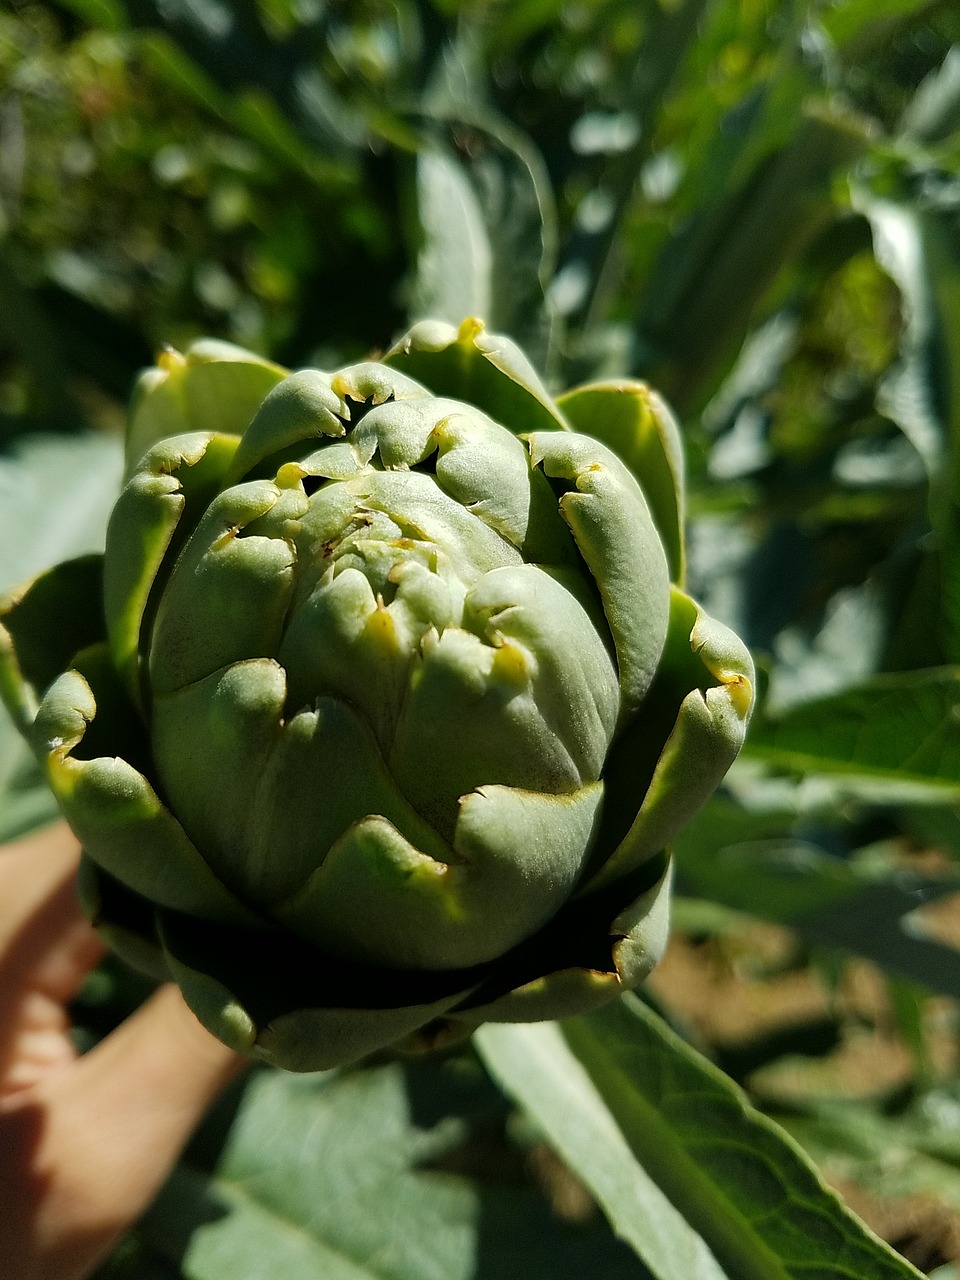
[5,0,960,1275]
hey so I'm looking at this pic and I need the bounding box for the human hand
[0,823,245,1280]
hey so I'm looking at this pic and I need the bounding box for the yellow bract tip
[156,345,187,375]
[458,317,486,342]
[365,603,397,652]
[275,462,306,489]
[491,641,529,686]
[723,673,754,719]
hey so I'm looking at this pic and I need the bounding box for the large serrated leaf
[475,1020,727,1280]
[140,1057,651,1280]
[476,999,923,1280]
[777,1080,960,1222]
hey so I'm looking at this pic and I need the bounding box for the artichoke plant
[0,318,753,1071]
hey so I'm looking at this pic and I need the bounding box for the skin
[0,823,245,1280]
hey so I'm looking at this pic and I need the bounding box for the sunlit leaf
[744,669,960,800]
[777,1080,960,1226]
[477,998,922,1279]
[0,431,122,839]
[409,116,556,359]
[0,432,123,595]
[0,713,58,843]
[412,147,493,328]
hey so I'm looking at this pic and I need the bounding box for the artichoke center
[278,463,525,759]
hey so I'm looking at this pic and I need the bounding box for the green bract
[0,319,753,1071]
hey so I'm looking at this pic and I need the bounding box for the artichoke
[0,318,753,1071]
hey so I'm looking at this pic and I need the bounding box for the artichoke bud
[0,318,755,1071]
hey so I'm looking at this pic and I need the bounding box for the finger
[0,984,245,1280]
[0,823,84,956]
[1,993,76,1097]
[0,825,103,1082]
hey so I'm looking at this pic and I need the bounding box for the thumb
[0,983,245,1280]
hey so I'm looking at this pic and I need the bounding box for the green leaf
[744,668,960,801]
[486,0,568,49]
[855,192,960,661]
[638,101,872,410]
[129,2,364,169]
[0,431,122,840]
[475,1019,727,1280]
[53,0,127,30]
[674,822,960,999]
[0,711,58,843]
[899,46,960,144]
[823,0,937,56]
[672,792,960,999]
[140,1056,652,1279]
[560,0,712,333]
[408,117,556,360]
[412,147,493,330]
[477,999,923,1280]
[136,32,354,188]
[137,31,225,118]
[853,193,958,478]
[230,88,351,188]
[775,1081,960,1227]
[0,432,123,596]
